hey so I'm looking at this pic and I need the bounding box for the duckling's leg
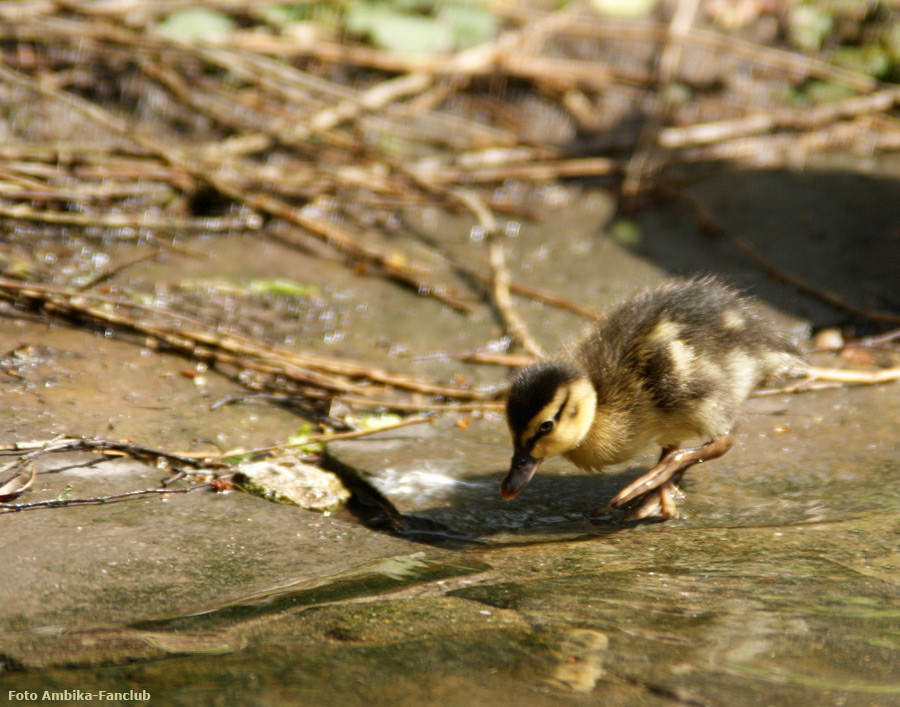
[625,480,684,520]
[603,433,734,519]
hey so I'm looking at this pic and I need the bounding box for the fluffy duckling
[501,276,802,520]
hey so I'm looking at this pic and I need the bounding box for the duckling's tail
[760,347,805,382]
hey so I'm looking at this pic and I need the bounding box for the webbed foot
[601,433,734,520]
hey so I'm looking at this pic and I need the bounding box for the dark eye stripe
[525,392,570,450]
[553,392,570,421]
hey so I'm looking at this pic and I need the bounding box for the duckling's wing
[589,277,799,423]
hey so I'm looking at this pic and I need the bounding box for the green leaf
[590,0,659,18]
[248,278,319,297]
[609,219,642,248]
[345,1,391,36]
[438,5,497,49]
[56,483,73,502]
[370,12,455,54]
[830,46,891,78]
[288,424,325,454]
[157,8,237,41]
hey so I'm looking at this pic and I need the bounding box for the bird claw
[627,482,681,521]
[593,481,682,521]
[607,464,677,507]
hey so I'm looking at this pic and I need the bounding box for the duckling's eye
[539,420,555,433]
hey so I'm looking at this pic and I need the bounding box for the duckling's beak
[500,449,540,500]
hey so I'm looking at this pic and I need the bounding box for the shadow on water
[322,439,692,550]
[127,551,492,633]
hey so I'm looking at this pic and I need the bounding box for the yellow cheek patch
[521,387,569,445]
[531,436,553,459]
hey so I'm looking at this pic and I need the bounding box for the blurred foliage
[590,0,659,19]
[784,1,900,80]
[793,78,857,104]
[157,7,238,41]
[787,4,834,52]
[248,279,320,298]
[830,45,891,78]
[288,424,327,454]
[609,219,642,249]
[149,1,900,82]
[345,0,498,53]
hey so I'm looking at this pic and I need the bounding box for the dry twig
[0,485,209,513]
[756,365,900,396]
[622,0,700,197]
[0,279,488,405]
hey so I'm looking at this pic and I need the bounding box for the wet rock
[0,317,304,452]
[0,454,488,670]
[3,166,900,706]
[235,455,351,513]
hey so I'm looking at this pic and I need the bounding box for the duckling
[501,276,802,520]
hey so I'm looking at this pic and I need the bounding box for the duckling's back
[572,276,801,450]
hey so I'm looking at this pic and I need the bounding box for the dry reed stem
[434,184,546,358]
[487,237,545,359]
[802,365,900,384]
[0,59,473,313]
[0,203,255,232]
[622,0,700,198]
[659,90,900,148]
[413,157,620,184]
[0,279,488,401]
[756,366,900,396]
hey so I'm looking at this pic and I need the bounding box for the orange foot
[598,433,734,521]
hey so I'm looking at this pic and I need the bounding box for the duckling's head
[501,361,597,500]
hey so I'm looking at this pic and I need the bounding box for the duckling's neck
[564,401,637,471]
